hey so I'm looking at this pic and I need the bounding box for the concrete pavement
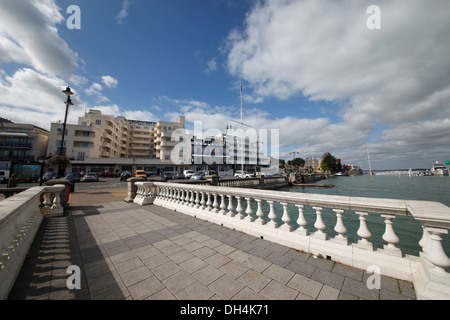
[8,187,417,300]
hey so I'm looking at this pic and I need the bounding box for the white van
[0,170,10,183]
[183,170,195,178]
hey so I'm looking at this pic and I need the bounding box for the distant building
[47,110,186,173]
[0,119,49,169]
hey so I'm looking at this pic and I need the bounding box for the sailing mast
[366,147,373,175]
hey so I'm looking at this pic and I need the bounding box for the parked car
[190,171,206,180]
[234,170,256,178]
[204,170,218,176]
[0,170,10,183]
[183,170,195,179]
[42,171,57,182]
[120,171,132,181]
[64,172,81,182]
[134,170,147,180]
[163,171,176,180]
[98,171,119,178]
[175,172,185,179]
[81,172,99,182]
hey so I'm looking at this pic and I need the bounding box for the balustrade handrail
[148,181,450,227]
[133,181,450,299]
[0,184,66,299]
[155,182,412,215]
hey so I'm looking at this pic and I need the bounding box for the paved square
[8,190,416,300]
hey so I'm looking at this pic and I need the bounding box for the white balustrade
[0,184,66,299]
[130,181,450,300]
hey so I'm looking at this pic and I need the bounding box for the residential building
[0,118,49,170]
[46,110,186,174]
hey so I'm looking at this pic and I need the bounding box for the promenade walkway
[8,187,417,300]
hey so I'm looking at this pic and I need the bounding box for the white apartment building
[47,110,186,173]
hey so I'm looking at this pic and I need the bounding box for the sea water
[273,174,450,257]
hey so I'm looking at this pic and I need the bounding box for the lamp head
[62,86,73,96]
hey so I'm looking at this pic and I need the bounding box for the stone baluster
[421,227,450,273]
[244,197,254,222]
[184,190,190,205]
[212,193,219,213]
[200,192,206,210]
[333,209,347,244]
[219,194,227,214]
[41,186,64,217]
[381,214,401,255]
[235,197,244,219]
[267,201,278,228]
[255,199,266,225]
[356,211,373,250]
[190,190,196,207]
[227,195,235,217]
[206,193,212,211]
[279,202,292,231]
[313,206,327,239]
[195,191,200,208]
[295,204,308,235]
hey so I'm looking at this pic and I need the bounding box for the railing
[0,185,65,299]
[133,181,450,300]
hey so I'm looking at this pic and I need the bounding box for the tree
[291,157,305,168]
[320,152,341,173]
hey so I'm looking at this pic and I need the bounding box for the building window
[77,152,85,160]
[95,120,101,125]
[56,140,67,147]
[165,155,170,161]
[82,132,90,136]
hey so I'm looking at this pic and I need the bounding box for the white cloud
[0,0,78,77]
[123,110,158,122]
[223,0,450,168]
[116,0,133,25]
[0,68,85,130]
[101,75,119,88]
[205,58,217,73]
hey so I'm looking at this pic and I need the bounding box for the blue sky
[1,0,450,170]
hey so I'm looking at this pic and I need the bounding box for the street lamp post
[58,86,74,177]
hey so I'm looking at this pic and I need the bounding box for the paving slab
[7,188,417,300]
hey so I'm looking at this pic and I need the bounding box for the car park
[81,172,99,182]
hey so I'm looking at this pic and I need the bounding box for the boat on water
[431,162,449,176]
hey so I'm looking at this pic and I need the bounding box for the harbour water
[276,174,450,257]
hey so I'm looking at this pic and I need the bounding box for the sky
[1,0,450,170]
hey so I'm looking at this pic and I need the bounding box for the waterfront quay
[4,187,418,300]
